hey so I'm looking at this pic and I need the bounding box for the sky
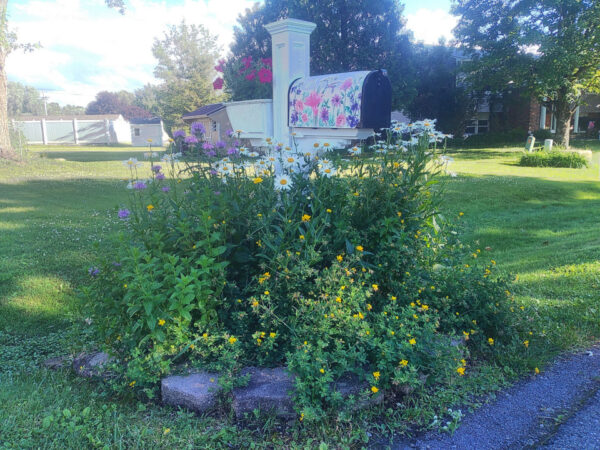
[6,0,456,107]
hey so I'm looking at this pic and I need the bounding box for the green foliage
[84,124,519,420]
[227,0,416,109]
[407,44,475,135]
[454,129,527,149]
[452,0,600,146]
[151,21,222,132]
[518,150,588,168]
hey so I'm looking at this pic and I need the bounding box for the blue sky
[6,0,455,106]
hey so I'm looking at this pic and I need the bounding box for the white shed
[130,117,169,147]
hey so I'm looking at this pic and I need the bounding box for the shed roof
[182,103,224,118]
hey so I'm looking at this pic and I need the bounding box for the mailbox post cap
[265,18,316,36]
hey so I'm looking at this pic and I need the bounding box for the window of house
[211,121,217,132]
[134,128,140,136]
[477,119,489,133]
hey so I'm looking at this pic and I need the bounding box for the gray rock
[333,373,384,409]
[43,356,67,370]
[72,351,113,378]
[232,367,296,419]
[161,372,221,413]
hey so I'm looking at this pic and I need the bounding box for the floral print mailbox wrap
[288,71,371,129]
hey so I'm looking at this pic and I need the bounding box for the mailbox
[288,70,392,130]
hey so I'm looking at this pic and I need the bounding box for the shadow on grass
[38,150,155,163]
[0,178,129,334]
[445,148,521,160]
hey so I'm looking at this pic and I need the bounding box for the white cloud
[6,0,259,106]
[405,8,457,45]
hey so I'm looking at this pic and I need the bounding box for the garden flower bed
[82,119,525,423]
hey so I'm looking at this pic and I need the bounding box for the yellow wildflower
[228,336,237,344]
[146,204,154,211]
[158,319,166,326]
[456,367,465,376]
[409,338,416,345]
[270,332,276,338]
[299,235,305,240]
[488,337,494,346]
[356,245,364,252]
[253,177,263,184]
[373,371,380,380]
[523,340,529,348]
[372,284,379,291]
[302,214,311,222]
[535,367,540,375]
[337,255,343,262]
[320,368,325,374]
[371,386,379,393]
[399,359,408,366]
[336,297,342,303]
[163,428,170,435]
[129,380,136,387]
[326,208,332,213]
[367,303,373,311]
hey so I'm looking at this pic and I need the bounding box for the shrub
[455,129,527,148]
[83,119,521,420]
[518,150,588,168]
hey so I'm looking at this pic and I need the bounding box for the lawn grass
[1,144,599,447]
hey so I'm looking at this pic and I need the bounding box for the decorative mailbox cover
[288,70,392,129]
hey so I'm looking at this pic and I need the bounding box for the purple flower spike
[133,181,147,190]
[203,142,214,150]
[156,173,165,180]
[173,129,186,139]
[215,140,226,149]
[204,150,216,157]
[226,129,234,137]
[88,267,100,277]
[162,186,170,192]
[191,122,206,136]
[151,165,162,173]
[118,208,131,219]
[233,140,241,147]
[184,135,199,144]
[227,147,238,156]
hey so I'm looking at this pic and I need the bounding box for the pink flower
[242,55,253,69]
[302,113,308,122]
[261,57,272,67]
[304,91,322,116]
[295,100,304,112]
[213,77,224,90]
[245,70,256,81]
[214,58,225,73]
[341,78,353,91]
[336,114,347,127]
[258,67,272,83]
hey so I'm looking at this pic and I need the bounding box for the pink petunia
[295,100,304,112]
[213,77,224,90]
[245,70,256,81]
[258,67,272,83]
[261,57,272,67]
[336,114,347,127]
[341,78,353,91]
[302,113,308,122]
[242,55,253,69]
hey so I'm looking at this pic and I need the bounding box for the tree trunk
[0,0,15,159]
[554,88,573,148]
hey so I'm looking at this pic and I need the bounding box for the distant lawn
[0,144,599,447]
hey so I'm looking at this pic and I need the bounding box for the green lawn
[1,144,599,448]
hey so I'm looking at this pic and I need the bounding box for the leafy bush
[518,150,588,168]
[83,119,522,420]
[454,129,527,148]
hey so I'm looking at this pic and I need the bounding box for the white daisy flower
[122,157,142,168]
[274,174,292,190]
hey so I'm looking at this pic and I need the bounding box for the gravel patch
[390,344,600,450]
[541,390,600,449]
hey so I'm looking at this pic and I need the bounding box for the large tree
[85,90,151,120]
[452,0,600,147]
[151,21,221,132]
[226,0,416,110]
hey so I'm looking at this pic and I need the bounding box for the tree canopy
[151,21,221,132]
[452,0,600,147]
[226,0,416,109]
[85,90,151,120]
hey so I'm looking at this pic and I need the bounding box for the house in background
[130,117,170,147]
[182,103,231,144]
